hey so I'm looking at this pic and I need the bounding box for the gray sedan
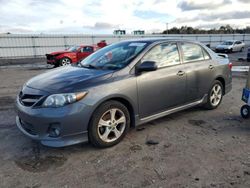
[16,39,232,148]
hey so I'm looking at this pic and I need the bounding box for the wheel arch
[215,76,225,95]
[88,96,136,129]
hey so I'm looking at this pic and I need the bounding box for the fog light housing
[48,123,61,137]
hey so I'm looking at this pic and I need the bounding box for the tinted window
[181,43,205,63]
[141,43,180,68]
[81,46,94,52]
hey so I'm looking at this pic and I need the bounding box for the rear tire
[204,80,223,110]
[240,47,244,52]
[241,105,250,119]
[88,101,130,148]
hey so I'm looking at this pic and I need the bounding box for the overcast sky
[0,0,250,34]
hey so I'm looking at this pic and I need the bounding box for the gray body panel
[16,39,232,147]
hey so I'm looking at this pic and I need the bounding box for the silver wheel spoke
[210,94,215,101]
[113,128,121,138]
[98,119,110,128]
[110,109,117,122]
[100,128,111,141]
[116,116,125,125]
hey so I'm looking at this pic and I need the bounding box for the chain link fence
[0,34,250,59]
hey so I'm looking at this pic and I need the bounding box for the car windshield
[222,41,233,45]
[80,41,150,70]
[67,46,80,52]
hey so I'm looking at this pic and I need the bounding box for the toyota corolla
[16,39,232,148]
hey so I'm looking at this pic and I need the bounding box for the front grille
[46,54,55,60]
[19,92,43,107]
[20,118,37,135]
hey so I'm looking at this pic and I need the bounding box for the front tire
[204,81,223,110]
[60,57,71,66]
[88,101,130,148]
[241,105,250,119]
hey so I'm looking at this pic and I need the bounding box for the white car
[215,40,245,53]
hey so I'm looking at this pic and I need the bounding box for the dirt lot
[0,65,250,188]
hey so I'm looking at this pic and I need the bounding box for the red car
[46,41,107,67]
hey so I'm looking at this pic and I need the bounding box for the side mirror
[137,61,157,72]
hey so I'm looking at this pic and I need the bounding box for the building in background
[113,30,126,35]
[133,30,145,35]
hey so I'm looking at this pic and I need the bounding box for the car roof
[223,40,236,42]
[121,38,201,44]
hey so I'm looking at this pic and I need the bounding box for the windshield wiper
[81,64,99,69]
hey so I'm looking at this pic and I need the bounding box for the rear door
[178,42,216,102]
[136,42,187,118]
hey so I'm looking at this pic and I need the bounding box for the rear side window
[202,48,210,60]
[141,43,180,68]
[181,43,210,63]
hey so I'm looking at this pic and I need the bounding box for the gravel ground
[0,65,250,188]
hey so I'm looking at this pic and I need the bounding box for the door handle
[177,70,185,76]
[209,65,214,69]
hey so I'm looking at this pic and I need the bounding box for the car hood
[49,51,75,56]
[216,44,232,49]
[26,65,114,93]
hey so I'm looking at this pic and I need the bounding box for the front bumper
[47,59,57,65]
[16,97,93,147]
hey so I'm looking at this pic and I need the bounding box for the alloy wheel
[97,108,126,143]
[210,84,222,107]
[61,58,71,66]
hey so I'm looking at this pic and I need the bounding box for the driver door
[136,42,187,118]
[77,46,94,61]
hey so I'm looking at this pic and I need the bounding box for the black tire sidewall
[205,80,223,110]
[241,105,250,119]
[88,101,130,148]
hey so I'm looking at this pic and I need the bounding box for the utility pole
[166,23,168,34]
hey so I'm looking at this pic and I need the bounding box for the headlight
[42,92,88,107]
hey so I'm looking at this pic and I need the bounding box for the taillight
[228,62,232,70]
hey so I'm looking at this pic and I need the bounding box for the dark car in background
[46,40,107,67]
[16,39,232,148]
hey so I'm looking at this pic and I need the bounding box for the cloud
[178,0,232,11]
[238,0,250,3]
[93,22,118,29]
[194,11,250,22]
[153,0,165,4]
[0,0,250,34]
[133,10,169,20]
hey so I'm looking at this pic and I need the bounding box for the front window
[141,43,180,68]
[67,46,80,52]
[80,41,150,70]
[80,46,94,53]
